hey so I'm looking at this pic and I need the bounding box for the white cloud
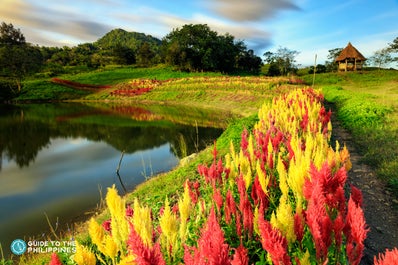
[204,0,300,22]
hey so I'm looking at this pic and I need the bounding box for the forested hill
[95,28,162,51]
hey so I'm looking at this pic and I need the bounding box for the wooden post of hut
[335,42,366,71]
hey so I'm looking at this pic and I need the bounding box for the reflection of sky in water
[0,137,178,254]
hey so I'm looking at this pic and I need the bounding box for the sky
[1,0,398,66]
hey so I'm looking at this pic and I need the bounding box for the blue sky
[1,0,398,66]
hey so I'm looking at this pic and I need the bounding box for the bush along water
[50,88,398,265]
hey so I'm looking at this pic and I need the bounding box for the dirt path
[330,111,398,264]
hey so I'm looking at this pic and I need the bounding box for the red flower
[102,219,111,233]
[374,248,398,265]
[231,244,249,265]
[225,190,237,224]
[126,204,134,217]
[184,207,230,265]
[49,253,63,265]
[350,184,363,207]
[128,223,165,265]
[304,181,332,261]
[294,211,305,243]
[258,204,291,265]
[251,175,268,207]
[213,186,223,213]
[344,196,369,265]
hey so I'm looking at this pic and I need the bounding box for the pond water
[0,102,231,257]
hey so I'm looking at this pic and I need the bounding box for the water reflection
[0,102,230,258]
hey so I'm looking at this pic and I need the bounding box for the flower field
[50,88,397,265]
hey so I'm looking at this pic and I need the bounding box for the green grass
[303,70,398,194]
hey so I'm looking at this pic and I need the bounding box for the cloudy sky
[1,0,398,66]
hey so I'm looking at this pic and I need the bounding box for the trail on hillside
[330,107,398,264]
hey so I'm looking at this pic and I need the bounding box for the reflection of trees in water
[0,105,223,169]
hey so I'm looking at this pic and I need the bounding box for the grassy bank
[303,70,398,193]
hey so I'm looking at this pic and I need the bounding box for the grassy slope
[302,69,398,193]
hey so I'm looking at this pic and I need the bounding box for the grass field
[302,69,398,193]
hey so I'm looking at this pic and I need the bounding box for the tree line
[1,21,397,100]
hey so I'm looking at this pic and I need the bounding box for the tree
[0,22,43,92]
[162,24,254,73]
[137,42,155,67]
[325,48,343,72]
[262,47,299,76]
[369,48,394,69]
[308,64,327,74]
[236,49,262,74]
[112,44,135,65]
[388,37,398,51]
[387,37,398,65]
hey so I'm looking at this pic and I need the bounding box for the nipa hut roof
[335,42,366,62]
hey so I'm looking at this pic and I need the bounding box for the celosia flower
[128,223,166,265]
[294,211,305,244]
[345,196,369,265]
[74,242,96,265]
[132,198,154,248]
[183,207,230,265]
[159,197,179,258]
[224,189,236,225]
[258,203,291,265]
[304,180,332,261]
[374,248,398,265]
[179,180,192,243]
[213,186,223,213]
[106,185,129,251]
[350,184,363,207]
[231,244,249,265]
[126,204,134,217]
[102,219,112,233]
[49,253,63,265]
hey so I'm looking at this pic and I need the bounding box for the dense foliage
[0,22,43,96]
[162,24,261,74]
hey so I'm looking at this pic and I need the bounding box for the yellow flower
[105,185,129,253]
[299,250,311,265]
[256,161,269,195]
[270,195,295,243]
[74,242,96,265]
[88,218,105,254]
[179,181,191,243]
[159,197,179,257]
[103,235,118,259]
[132,198,153,247]
[276,155,288,196]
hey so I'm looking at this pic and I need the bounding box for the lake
[0,102,231,258]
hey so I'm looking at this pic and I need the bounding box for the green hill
[95,28,161,51]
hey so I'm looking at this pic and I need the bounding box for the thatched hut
[335,42,366,71]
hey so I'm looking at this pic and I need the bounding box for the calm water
[0,102,229,257]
